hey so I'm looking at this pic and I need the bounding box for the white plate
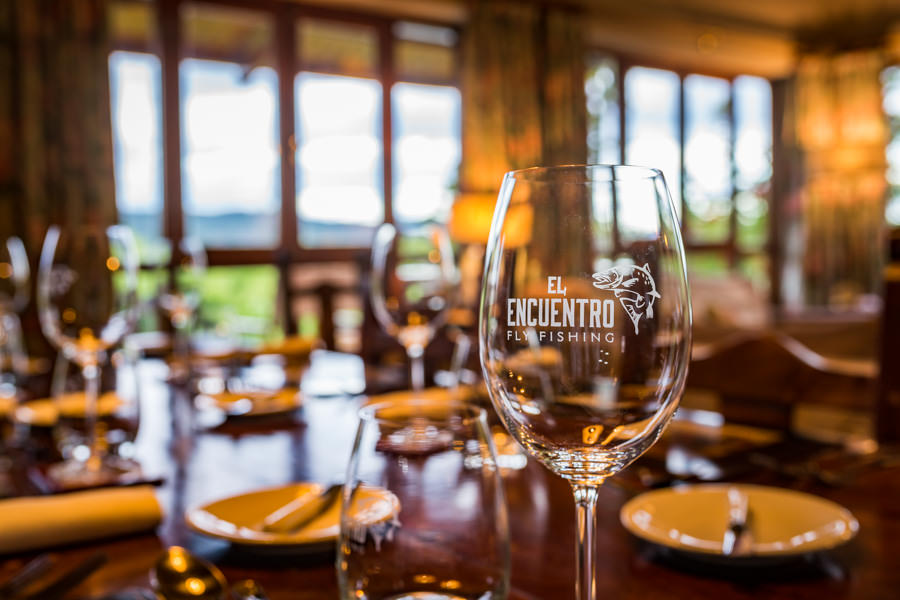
[185,482,398,553]
[620,483,858,563]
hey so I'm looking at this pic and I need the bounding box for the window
[585,53,620,165]
[588,55,773,286]
[109,0,461,256]
[883,66,900,226]
[108,0,461,335]
[109,50,163,245]
[392,82,461,224]
[625,66,682,211]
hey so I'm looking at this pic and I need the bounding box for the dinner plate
[620,483,858,564]
[194,388,303,418]
[14,392,127,427]
[185,482,399,554]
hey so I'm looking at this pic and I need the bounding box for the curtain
[0,0,117,361]
[459,1,587,195]
[788,50,888,307]
[0,0,117,258]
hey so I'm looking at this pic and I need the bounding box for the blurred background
[2,0,900,437]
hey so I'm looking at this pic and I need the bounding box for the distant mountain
[120,212,377,249]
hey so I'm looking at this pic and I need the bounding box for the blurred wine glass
[480,165,691,600]
[158,237,207,377]
[37,224,139,486]
[338,399,509,599]
[0,237,30,400]
[158,237,206,331]
[370,223,457,392]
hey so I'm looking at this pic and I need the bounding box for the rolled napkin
[0,485,163,554]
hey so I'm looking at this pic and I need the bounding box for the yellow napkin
[0,485,163,554]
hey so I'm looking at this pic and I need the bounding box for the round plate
[195,388,303,418]
[185,482,398,554]
[14,392,127,426]
[620,483,858,564]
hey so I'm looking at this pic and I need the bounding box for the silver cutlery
[258,483,342,533]
[151,546,268,600]
[0,553,53,599]
[722,487,754,556]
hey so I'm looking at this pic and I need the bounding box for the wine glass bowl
[370,223,457,392]
[39,226,138,367]
[479,165,691,599]
[158,237,207,331]
[0,236,31,398]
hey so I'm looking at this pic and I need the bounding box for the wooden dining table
[2,352,899,600]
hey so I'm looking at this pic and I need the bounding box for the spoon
[150,546,228,600]
[231,579,269,600]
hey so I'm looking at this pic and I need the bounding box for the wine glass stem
[408,345,425,392]
[572,483,600,600]
[82,361,102,471]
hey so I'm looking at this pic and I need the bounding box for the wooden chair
[688,331,877,432]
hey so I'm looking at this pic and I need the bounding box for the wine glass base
[375,426,453,456]
[47,456,143,490]
[379,593,469,600]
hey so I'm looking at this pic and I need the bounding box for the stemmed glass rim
[359,398,488,429]
[504,163,664,183]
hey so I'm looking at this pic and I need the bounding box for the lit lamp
[448,192,533,248]
[447,192,533,323]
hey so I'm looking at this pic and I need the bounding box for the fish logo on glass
[592,264,660,335]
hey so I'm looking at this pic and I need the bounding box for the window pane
[684,74,731,244]
[296,72,383,247]
[734,75,772,251]
[181,59,280,248]
[109,51,163,244]
[625,67,681,213]
[585,54,619,165]
[686,251,729,279]
[883,66,900,226]
[198,265,280,345]
[392,83,461,224]
[739,254,769,294]
[298,18,378,78]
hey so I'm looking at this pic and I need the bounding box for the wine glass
[479,165,692,600]
[37,224,139,486]
[370,223,457,392]
[156,237,206,383]
[158,236,206,335]
[0,236,31,400]
[338,398,509,599]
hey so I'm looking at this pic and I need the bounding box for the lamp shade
[448,192,532,247]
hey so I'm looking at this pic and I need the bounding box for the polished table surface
[2,354,900,600]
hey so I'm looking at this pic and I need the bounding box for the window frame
[111,0,461,266]
[587,47,777,297]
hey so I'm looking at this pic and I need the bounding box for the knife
[20,551,107,600]
[259,484,342,533]
[721,487,753,556]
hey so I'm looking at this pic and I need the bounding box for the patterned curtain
[459,1,587,195]
[0,0,117,258]
[790,50,888,307]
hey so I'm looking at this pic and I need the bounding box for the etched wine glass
[479,165,692,600]
[37,224,139,486]
[370,223,457,392]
